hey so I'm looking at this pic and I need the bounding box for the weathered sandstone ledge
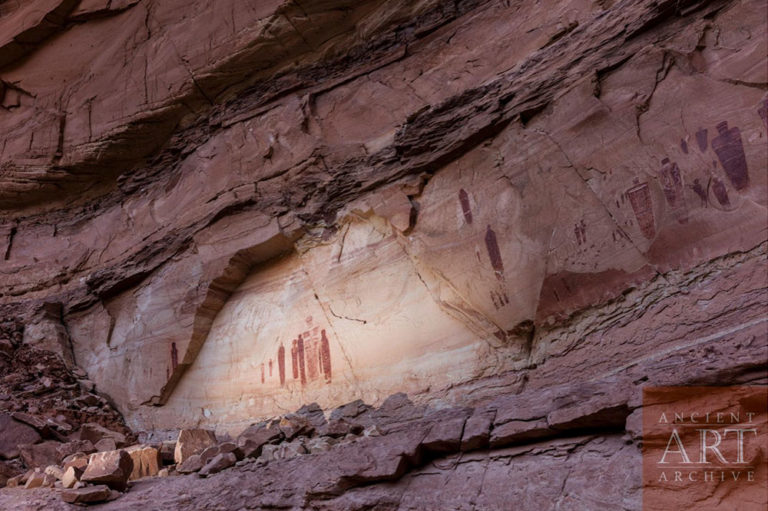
[0,0,766,508]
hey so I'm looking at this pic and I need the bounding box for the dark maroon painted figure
[171,342,178,371]
[291,339,299,380]
[320,329,332,383]
[691,179,707,207]
[458,189,473,224]
[297,335,306,385]
[260,363,265,384]
[485,225,504,281]
[758,98,768,130]
[712,121,749,190]
[658,158,687,223]
[695,127,708,152]
[574,219,586,245]
[711,176,730,207]
[305,336,318,381]
[277,344,286,386]
[491,290,510,310]
[680,139,688,154]
[626,181,655,240]
[268,358,273,377]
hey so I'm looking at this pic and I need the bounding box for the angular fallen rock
[94,438,117,452]
[79,423,127,448]
[44,464,64,480]
[125,444,162,480]
[279,415,314,440]
[61,466,82,489]
[294,403,328,430]
[236,423,283,459]
[62,453,89,472]
[174,429,217,464]
[176,454,204,474]
[159,441,176,464]
[24,470,55,489]
[57,440,97,461]
[4,475,23,488]
[276,439,307,461]
[60,485,113,504]
[18,440,61,469]
[0,413,42,460]
[306,437,334,454]
[198,452,236,477]
[81,449,133,491]
[216,442,244,460]
[198,445,219,466]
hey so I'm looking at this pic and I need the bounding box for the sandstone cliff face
[0,0,766,503]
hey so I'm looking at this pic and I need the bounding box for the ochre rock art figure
[658,158,687,224]
[691,179,707,207]
[291,339,299,380]
[574,219,587,246]
[457,191,512,312]
[278,344,286,386]
[484,224,510,310]
[297,335,306,385]
[485,225,505,281]
[711,121,749,190]
[269,320,333,388]
[758,98,768,130]
[171,342,179,371]
[695,127,708,153]
[626,180,655,240]
[294,319,332,385]
[458,188,473,224]
[320,329,332,383]
[711,176,731,208]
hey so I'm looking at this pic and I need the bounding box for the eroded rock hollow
[0,0,766,509]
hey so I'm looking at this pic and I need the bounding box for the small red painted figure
[658,158,687,224]
[484,225,505,281]
[458,188,473,224]
[297,335,306,385]
[277,344,286,386]
[320,329,332,383]
[291,339,299,380]
[305,336,319,381]
[695,127,708,152]
[711,121,749,190]
[626,181,655,240]
[711,176,731,207]
[690,179,707,207]
[170,342,178,371]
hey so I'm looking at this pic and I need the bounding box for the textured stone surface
[0,0,761,436]
[124,445,162,480]
[81,450,133,491]
[60,485,113,504]
[0,413,40,460]
[17,441,61,470]
[0,0,765,508]
[198,452,236,478]
[173,430,217,464]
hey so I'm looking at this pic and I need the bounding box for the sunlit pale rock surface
[0,0,766,508]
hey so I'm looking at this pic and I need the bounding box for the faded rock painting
[152,63,766,433]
